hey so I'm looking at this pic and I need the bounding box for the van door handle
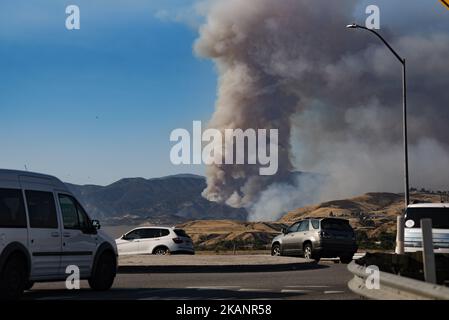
[51,232,60,237]
[63,233,71,238]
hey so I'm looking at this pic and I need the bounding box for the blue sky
[0,0,446,185]
[0,0,217,184]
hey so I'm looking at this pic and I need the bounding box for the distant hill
[66,173,445,251]
[177,220,286,250]
[66,171,315,226]
[279,192,441,237]
[174,192,443,251]
[66,175,248,225]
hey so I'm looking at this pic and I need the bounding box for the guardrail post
[421,218,436,284]
[395,215,404,254]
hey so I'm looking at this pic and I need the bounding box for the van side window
[59,194,91,230]
[25,190,58,229]
[0,188,27,228]
[76,202,91,231]
[311,219,320,229]
[59,195,79,229]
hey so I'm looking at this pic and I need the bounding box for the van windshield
[405,207,449,229]
[321,219,352,231]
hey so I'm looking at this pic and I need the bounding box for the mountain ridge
[66,174,247,224]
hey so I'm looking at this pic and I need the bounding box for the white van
[0,169,118,299]
[404,203,449,254]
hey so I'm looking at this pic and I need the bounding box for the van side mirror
[281,228,287,234]
[92,219,101,230]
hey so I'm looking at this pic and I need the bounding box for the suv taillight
[173,238,183,244]
[320,231,332,239]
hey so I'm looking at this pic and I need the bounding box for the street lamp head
[346,23,358,29]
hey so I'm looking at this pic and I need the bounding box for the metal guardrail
[347,261,449,300]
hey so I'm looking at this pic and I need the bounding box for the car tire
[340,255,353,264]
[0,254,27,300]
[271,244,282,256]
[88,251,116,291]
[153,246,170,255]
[303,243,320,263]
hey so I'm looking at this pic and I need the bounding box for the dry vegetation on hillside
[178,192,444,251]
[178,220,285,251]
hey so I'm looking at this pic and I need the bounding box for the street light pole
[402,60,409,208]
[346,24,410,208]
[346,24,409,254]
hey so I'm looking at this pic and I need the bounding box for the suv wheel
[340,255,353,264]
[303,244,320,263]
[153,246,169,255]
[271,244,281,256]
[88,251,116,291]
[0,254,27,300]
[24,281,35,291]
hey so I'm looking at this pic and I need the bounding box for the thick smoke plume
[195,0,449,221]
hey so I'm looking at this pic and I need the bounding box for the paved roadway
[23,260,359,300]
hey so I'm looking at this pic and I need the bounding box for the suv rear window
[0,188,27,228]
[174,229,190,238]
[321,219,353,231]
[405,207,449,229]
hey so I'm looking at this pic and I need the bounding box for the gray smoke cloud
[194,0,449,221]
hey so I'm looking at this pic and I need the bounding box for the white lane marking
[36,296,74,300]
[185,286,241,290]
[285,285,330,288]
[281,289,310,293]
[238,288,272,292]
[324,290,345,294]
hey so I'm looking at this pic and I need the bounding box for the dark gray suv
[271,218,357,263]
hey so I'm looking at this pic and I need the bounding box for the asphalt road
[23,262,359,300]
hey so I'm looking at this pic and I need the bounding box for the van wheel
[153,246,169,255]
[340,255,353,264]
[0,254,27,300]
[88,252,116,291]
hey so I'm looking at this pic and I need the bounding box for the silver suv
[271,218,357,263]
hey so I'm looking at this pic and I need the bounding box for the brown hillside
[166,192,444,250]
[280,192,441,238]
[177,220,285,249]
